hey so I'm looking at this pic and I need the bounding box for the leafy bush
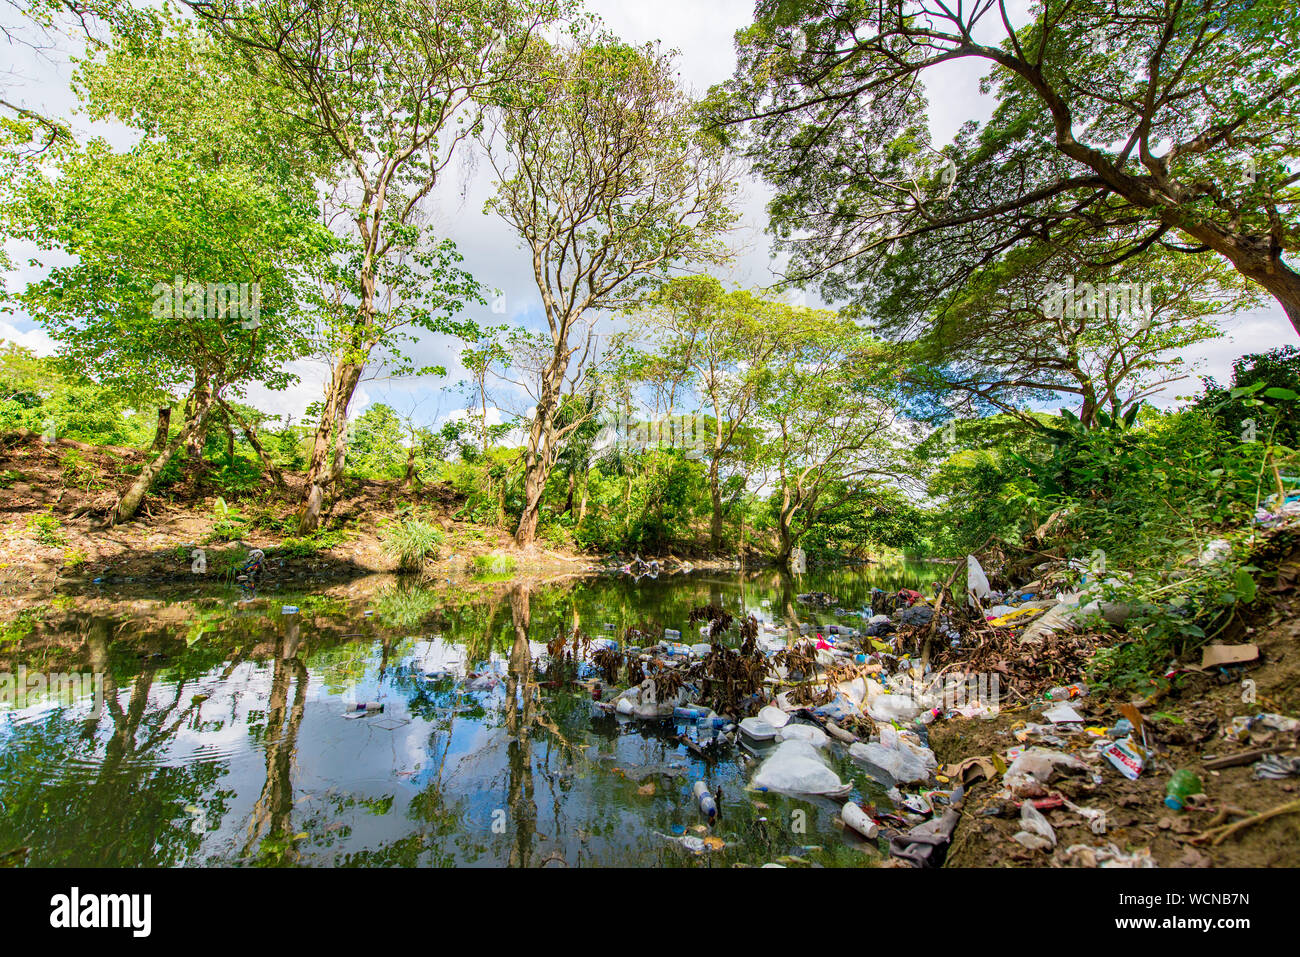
[471,553,517,575]
[60,450,103,492]
[380,518,444,571]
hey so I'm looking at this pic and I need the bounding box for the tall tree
[718,0,1300,335]
[909,241,1255,428]
[183,0,569,532]
[753,308,909,567]
[640,276,784,550]
[484,34,740,546]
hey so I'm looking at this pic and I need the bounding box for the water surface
[0,558,948,867]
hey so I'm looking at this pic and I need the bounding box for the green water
[0,557,949,868]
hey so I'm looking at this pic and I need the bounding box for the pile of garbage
[564,590,1012,867]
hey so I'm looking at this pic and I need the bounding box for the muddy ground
[929,540,1300,867]
[0,432,737,606]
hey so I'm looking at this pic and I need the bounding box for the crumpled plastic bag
[611,677,689,719]
[1063,797,1108,834]
[1002,748,1091,797]
[866,693,921,722]
[775,722,829,749]
[1061,843,1157,868]
[1012,801,1057,851]
[849,726,937,785]
[752,739,849,796]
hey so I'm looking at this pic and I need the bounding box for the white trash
[849,726,936,785]
[775,723,829,749]
[751,739,850,796]
[758,704,790,728]
[1013,800,1057,851]
[866,693,920,723]
[841,801,878,839]
[967,554,991,605]
[739,717,778,740]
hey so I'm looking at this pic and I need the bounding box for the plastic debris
[751,739,850,797]
[1012,800,1057,851]
[1061,843,1157,868]
[849,726,937,786]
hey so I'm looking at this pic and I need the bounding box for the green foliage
[380,518,445,572]
[269,528,348,558]
[471,553,517,576]
[59,450,103,493]
[27,509,65,546]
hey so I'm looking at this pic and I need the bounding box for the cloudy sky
[1,0,1292,429]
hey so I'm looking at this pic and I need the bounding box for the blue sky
[1,0,1293,431]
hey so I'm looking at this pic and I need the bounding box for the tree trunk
[114,389,215,523]
[401,444,419,490]
[515,464,545,547]
[708,458,723,552]
[1238,259,1300,338]
[220,400,286,490]
[514,381,560,548]
[774,489,799,570]
[298,361,363,534]
[151,407,171,452]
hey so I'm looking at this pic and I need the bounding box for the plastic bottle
[350,702,384,713]
[1044,682,1088,701]
[1164,769,1204,810]
[281,605,299,615]
[693,780,718,820]
[917,707,943,725]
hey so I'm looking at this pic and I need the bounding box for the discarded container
[349,702,384,713]
[757,704,790,728]
[693,780,718,820]
[842,801,878,839]
[1102,736,1146,780]
[1164,769,1203,810]
[739,717,778,741]
[1045,682,1088,701]
[281,605,299,615]
[674,704,710,721]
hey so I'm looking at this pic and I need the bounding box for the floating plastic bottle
[693,780,718,820]
[350,702,384,713]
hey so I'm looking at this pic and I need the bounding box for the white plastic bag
[752,739,849,796]
[967,554,991,605]
[866,693,920,723]
[849,726,936,785]
[1013,801,1057,852]
[775,723,829,749]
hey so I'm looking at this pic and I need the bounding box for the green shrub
[60,450,103,492]
[471,553,517,575]
[381,518,444,572]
